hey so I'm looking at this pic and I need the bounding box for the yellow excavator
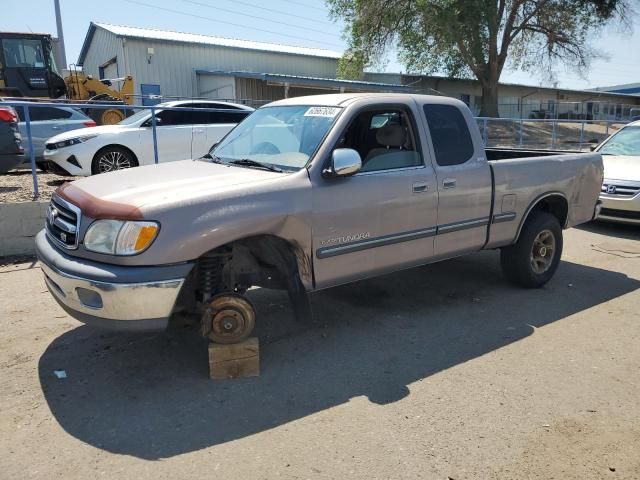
[64,71,134,125]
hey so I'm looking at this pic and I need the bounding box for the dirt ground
[0,168,76,203]
[0,222,639,480]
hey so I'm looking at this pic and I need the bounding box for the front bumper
[43,146,92,176]
[36,230,194,331]
[598,187,640,225]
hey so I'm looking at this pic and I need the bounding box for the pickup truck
[36,93,603,344]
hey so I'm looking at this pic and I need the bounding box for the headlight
[53,135,97,149]
[84,220,159,255]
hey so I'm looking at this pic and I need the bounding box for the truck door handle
[412,182,429,193]
[193,128,205,134]
[443,178,457,189]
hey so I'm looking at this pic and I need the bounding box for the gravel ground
[0,222,639,479]
[0,168,76,203]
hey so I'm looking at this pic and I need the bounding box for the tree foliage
[329,0,631,116]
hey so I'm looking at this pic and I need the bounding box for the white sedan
[43,100,253,176]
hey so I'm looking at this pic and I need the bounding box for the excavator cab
[0,33,66,98]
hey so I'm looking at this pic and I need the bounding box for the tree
[329,0,631,117]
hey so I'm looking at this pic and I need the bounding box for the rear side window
[14,106,72,121]
[423,104,474,166]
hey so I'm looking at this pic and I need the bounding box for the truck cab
[0,32,67,98]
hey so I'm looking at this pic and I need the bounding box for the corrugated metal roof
[78,22,342,64]
[196,70,412,92]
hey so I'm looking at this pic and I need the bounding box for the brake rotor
[204,294,256,344]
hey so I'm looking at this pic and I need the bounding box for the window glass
[422,104,474,166]
[212,105,340,171]
[599,127,640,156]
[338,108,422,172]
[2,39,45,68]
[155,109,198,126]
[12,106,72,121]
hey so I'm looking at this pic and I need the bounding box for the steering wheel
[250,142,280,155]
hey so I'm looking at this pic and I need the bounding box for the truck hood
[48,124,133,142]
[59,160,285,213]
[602,155,640,182]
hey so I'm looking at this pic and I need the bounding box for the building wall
[80,28,124,80]
[82,27,338,101]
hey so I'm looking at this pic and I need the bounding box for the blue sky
[1,0,638,90]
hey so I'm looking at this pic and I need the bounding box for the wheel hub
[530,229,556,274]
[205,294,256,344]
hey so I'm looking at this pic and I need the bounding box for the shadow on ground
[577,220,640,241]
[38,250,639,459]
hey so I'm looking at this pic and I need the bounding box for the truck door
[312,104,439,289]
[421,103,492,257]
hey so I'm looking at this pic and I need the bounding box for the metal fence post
[579,121,585,150]
[605,122,609,138]
[551,120,557,149]
[519,119,523,147]
[151,106,159,164]
[483,118,488,146]
[23,105,39,199]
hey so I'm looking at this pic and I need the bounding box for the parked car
[43,100,254,176]
[0,100,95,167]
[0,104,23,173]
[36,93,602,344]
[595,119,640,224]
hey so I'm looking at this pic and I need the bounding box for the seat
[361,123,419,172]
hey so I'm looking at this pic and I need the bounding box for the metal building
[77,22,409,105]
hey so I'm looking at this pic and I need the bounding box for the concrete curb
[0,201,48,257]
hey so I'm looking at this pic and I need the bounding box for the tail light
[0,107,18,123]
[83,120,97,127]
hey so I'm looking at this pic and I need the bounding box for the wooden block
[209,337,260,380]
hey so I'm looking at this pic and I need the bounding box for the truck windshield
[600,127,640,156]
[210,105,342,171]
[2,39,45,68]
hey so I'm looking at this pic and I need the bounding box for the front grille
[45,196,81,249]
[601,183,640,197]
[600,208,640,220]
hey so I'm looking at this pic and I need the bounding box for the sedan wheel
[92,147,138,175]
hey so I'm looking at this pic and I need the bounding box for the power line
[217,0,334,26]
[182,0,334,37]
[125,0,344,50]
[280,0,328,12]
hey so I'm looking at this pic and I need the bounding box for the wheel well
[518,194,568,241]
[194,235,304,297]
[184,235,312,323]
[92,144,139,168]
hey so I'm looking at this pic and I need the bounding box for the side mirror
[590,144,598,152]
[324,148,361,177]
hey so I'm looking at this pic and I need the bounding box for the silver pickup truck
[36,93,603,343]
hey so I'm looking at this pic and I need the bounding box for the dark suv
[0,105,24,173]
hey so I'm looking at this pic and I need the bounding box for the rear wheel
[500,211,563,288]
[91,147,138,175]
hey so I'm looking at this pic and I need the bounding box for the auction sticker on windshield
[304,106,341,117]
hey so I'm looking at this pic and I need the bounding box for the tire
[91,146,138,175]
[500,211,563,288]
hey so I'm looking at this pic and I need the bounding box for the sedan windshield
[118,109,150,126]
[599,126,640,156]
[210,105,342,171]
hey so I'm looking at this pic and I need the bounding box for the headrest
[376,124,406,147]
